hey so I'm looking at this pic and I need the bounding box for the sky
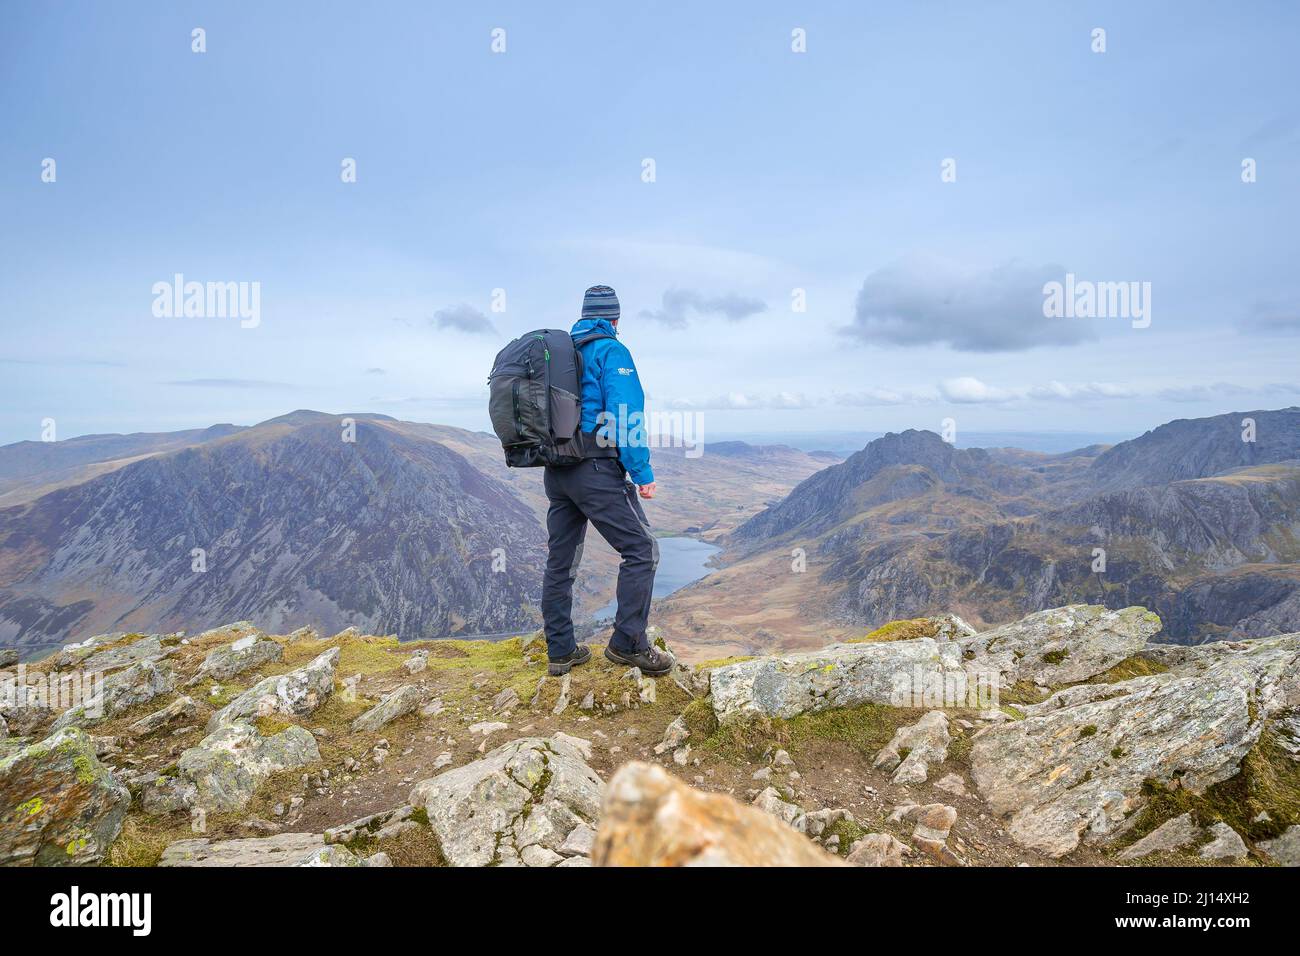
[1,1,1298,447]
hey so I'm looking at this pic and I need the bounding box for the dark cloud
[638,289,766,328]
[431,304,495,335]
[1240,299,1300,334]
[843,258,1097,353]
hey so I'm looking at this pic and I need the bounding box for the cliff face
[0,414,546,650]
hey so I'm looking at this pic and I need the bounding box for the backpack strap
[570,331,614,390]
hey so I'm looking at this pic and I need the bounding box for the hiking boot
[548,643,591,676]
[603,643,672,677]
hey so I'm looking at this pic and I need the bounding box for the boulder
[710,637,965,723]
[351,683,429,733]
[160,831,326,866]
[194,621,261,644]
[1198,822,1248,861]
[81,635,172,673]
[1258,825,1300,866]
[971,633,1300,857]
[51,660,175,731]
[593,761,845,866]
[206,648,339,732]
[654,715,690,755]
[934,773,967,796]
[958,605,1161,686]
[1116,813,1201,860]
[295,844,390,867]
[0,648,20,668]
[752,787,803,828]
[324,805,416,845]
[930,614,977,641]
[1,681,52,736]
[846,833,912,867]
[408,735,603,867]
[0,727,130,865]
[873,710,950,784]
[188,636,282,684]
[54,633,127,668]
[127,696,197,737]
[169,721,321,812]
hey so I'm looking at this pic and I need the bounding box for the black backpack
[487,329,619,467]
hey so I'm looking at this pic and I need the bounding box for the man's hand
[638,482,656,499]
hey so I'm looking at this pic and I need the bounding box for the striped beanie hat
[581,285,620,322]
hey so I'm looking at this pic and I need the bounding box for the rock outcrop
[167,721,321,813]
[1116,813,1201,860]
[51,659,175,731]
[188,634,282,684]
[958,605,1161,685]
[206,648,338,732]
[160,832,326,867]
[351,683,429,733]
[0,727,130,865]
[873,710,950,784]
[80,635,173,674]
[593,761,845,866]
[710,637,965,723]
[971,632,1300,857]
[408,735,603,867]
[1258,825,1300,866]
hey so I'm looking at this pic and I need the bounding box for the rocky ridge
[2,604,1297,867]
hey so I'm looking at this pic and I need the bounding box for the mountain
[0,412,832,657]
[731,429,1056,547]
[0,413,546,653]
[828,465,1300,637]
[654,409,1300,657]
[1087,407,1300,490]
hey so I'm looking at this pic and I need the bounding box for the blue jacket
[570,317,654,485]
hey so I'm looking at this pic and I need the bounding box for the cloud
[939,377,1137,404]
[165,378,297,389]
[364,367,386,375]
[638,289,767,328]
[431,304,495,335]
[833,386,933,406]
[844,257,1097,352]
[660,391,820,410]
[934,377,1299,406]
[1240,299,1300,334]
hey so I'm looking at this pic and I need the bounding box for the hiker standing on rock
[487,285,669,679]
[542,286,668,677]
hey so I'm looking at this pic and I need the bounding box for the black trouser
[542,458,658,660]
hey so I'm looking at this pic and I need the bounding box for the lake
[593,536,720,620]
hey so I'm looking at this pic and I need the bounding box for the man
[541,285,671,678]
